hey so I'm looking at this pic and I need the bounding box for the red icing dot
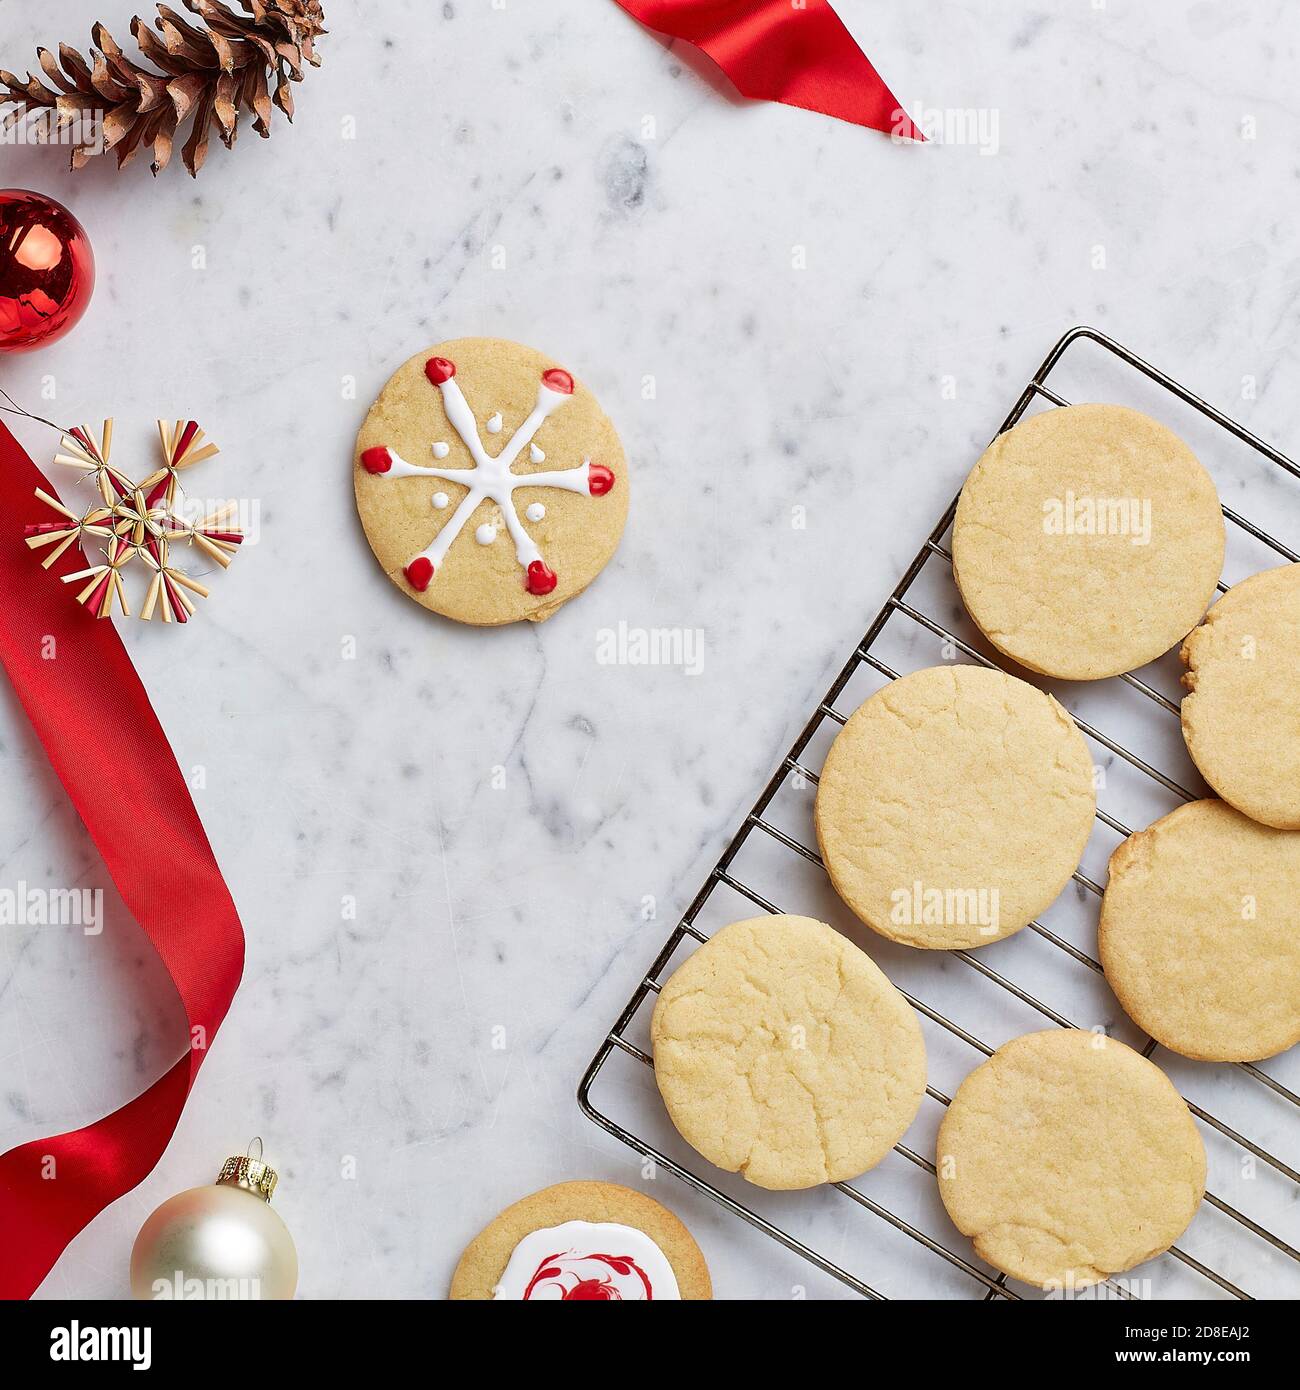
[587,462,615,496]
[526,560,558,595]
[541,367,574,395]
[425,357,457,386]
[361,445,393,474]
[405,557,435,591]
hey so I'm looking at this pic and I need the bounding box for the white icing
[530,443,545,463]
[432,492,449,510]
[526,502,546,522]
[432,442,450,459]
[475,523,497,545]
[486,412,503,434]
[492,1220,680,1301]
[373,453,435,480]
[376,366,604,580]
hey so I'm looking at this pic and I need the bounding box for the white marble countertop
[2,0,1298,1299]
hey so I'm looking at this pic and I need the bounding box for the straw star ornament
[23,419,243,623]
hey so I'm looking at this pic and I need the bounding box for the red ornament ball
[0,189,95,353]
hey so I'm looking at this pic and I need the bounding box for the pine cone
[0,0,326,177]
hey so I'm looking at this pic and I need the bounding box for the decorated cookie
[355,338,628,625]
[651,914,927,1191]
[937,1029,1205,1290]
[1180,564,1300,829]
[814,665,1096,949]
[1099,799,1300,1062]
[952,404,1225,680]
[449,1181,711,1300]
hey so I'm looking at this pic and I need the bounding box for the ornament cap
[216,1137,279,1202]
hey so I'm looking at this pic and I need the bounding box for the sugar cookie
[450,1181,711,1300]
[1099,799,1300,1062]
[952,404,1224,680]
[1180,564,1300,829]
[937,1029,1205,1289]
[814,665,1096,949]
[355,338,627,625]
[651,914,927,1191]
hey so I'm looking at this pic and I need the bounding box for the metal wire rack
[578,326,1300,1301]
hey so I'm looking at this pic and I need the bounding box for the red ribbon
[612,0,921,138]
[0,421,244,1298]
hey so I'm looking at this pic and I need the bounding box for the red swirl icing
[522,1251,654,1301]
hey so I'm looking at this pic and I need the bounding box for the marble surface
[1,0,1298,1300]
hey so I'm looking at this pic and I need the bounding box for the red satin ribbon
[612,0,921,138]
[0,421,244,1298]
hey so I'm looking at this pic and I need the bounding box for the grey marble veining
[0,0,1297,1299]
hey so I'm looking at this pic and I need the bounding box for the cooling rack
[578,326,1300,1300]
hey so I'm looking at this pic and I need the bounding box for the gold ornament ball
[130,1144,298,1301]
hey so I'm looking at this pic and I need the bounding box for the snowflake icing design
[360,355,615,596]
[24,420,243,623]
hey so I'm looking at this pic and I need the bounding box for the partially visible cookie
[355,337,628,625]
[937,1029,1205,1290]
[651,914,927,1191]
[1099,799,1300,1062]
[814,665,1096,949]
[952,403,1225,680]
[1180,564,1300,829]
[450,1181,711,1300]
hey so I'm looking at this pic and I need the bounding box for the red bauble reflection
[0,189,95,353]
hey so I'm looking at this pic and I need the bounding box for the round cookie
[1099,799,1300,1062]
[355,338,628,625]
[450,1181,711,1300]
[1180,564,1300,829]
[952,403,1225,680]
[937,1029,1205,1289]
[814,665,1096,949]
[651,914,926,1191]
